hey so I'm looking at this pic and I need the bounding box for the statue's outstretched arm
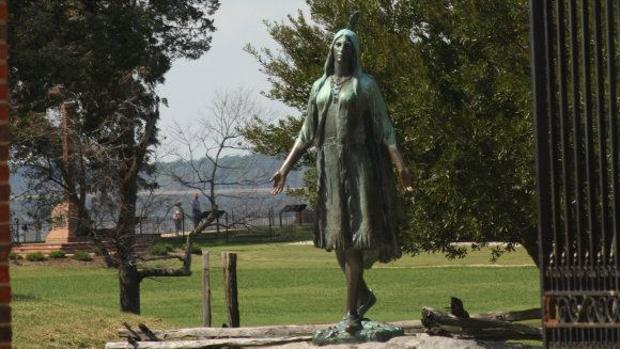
[271,140,308,195]
[387,145,414,192]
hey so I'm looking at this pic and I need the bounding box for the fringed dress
[295,70,403,269]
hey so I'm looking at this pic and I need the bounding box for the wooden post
[202,252,211,327]
[222,252,239,327]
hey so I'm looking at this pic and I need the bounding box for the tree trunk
[520,228,540,268]
[117,154,141,314]
[119,263,141,314]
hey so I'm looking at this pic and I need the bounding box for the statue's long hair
[323,12,362,78]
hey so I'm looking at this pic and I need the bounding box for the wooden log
[123,322,143,341]
[138,323,160,341]
[221,252,239,327]
[450,297,469,318]
[202,252,211,327]
[421,307,542,340]
[392,320,425,334]
[472,308,541,322]
[118,320,424,340]
[105,336,311,349]
[450,296,540,322]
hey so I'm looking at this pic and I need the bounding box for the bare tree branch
[138,210,217,279]
[162,88,264,216]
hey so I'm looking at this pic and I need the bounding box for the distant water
[11,187,309,223]
[10,153,311,230]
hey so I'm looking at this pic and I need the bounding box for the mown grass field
[12,241,540,349]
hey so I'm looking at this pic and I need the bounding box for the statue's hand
[398,168,414,192]
[270,170,287,195]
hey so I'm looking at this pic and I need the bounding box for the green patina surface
[298,27,403,267]
[312,318,404,346]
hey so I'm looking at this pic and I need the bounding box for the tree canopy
[244,0,537,263]
[11,0,221,192]
[9,0,221,313]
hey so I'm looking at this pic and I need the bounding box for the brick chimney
[60,100,79,238]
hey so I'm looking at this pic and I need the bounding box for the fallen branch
[105,336,311,349]
[421,307,542,340]
[136,211,217,280]
[138,324,160,342]
[123,322,142,342]
[450,297,540,322]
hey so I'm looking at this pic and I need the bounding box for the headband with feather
[347,11,360,32]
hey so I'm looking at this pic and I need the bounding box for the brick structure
[0,1,10,347]
[45,202,79,243]
[46,99,79,243]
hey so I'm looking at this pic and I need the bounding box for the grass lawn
[12,241,541,349]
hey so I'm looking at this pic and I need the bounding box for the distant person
[191,193,202,229]
[173,202,184,236]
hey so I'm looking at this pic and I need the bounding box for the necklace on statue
[330,75,352,102]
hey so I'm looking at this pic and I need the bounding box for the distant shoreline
[137,187,304,196]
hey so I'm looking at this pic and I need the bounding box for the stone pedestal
[45,201,78,243]
[278,333,538,348]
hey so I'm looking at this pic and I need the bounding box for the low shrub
[26,252,48,262]
[149,243,174,256]
[49,250,66,259]
[72,251,93,262]
[9,252,22,260]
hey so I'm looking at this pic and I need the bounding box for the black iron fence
[529,0,620,347]
[9,220,51,243]
[10,206,314,244]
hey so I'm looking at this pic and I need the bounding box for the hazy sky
[157,0,309,136]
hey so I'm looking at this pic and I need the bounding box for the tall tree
[243,0,537,263]
[9,0,221,313]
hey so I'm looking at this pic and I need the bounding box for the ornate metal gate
[530,0,620,347]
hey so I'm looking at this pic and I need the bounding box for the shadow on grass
[13,293,40,302]
[160,225,314,248]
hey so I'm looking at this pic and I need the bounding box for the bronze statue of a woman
[271,13,413,334]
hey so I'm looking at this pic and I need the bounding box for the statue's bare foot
[341,312,362,334]
[357,289,376,318]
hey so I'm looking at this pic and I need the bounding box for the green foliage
[9,252,23,260]
[26,253,48,262]
[10,0,221,109]
[9,1,222,311]
[243,116,313,167]
[244,0,537,262]
[72,251,93,262]
[149,243,175,256]
[49,250,66,259]
[9,1,221,233]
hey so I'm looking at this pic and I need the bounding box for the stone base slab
[288,333,537,348]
